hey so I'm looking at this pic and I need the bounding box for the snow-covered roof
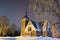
[30,20,41,31]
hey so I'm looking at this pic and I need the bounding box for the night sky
[0,0,60,30]
[0,0,35,30]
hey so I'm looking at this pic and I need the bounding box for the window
[28,27,31,31]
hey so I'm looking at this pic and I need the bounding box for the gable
[25,20,37,32]
[43,20,48,31]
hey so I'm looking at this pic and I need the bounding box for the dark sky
[0,0,35,30]
[0,0,60,30]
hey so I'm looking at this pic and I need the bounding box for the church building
[20,11,41,36]
[20,11,60,37]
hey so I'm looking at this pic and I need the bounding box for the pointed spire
[23,9,28,18]
[25,10,28,17]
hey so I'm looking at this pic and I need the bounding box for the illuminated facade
[20,11,41,36]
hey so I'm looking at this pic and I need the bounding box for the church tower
[20,11,29,36]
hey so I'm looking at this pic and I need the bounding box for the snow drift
[0,36,60,40]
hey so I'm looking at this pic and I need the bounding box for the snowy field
[0,36,60,40]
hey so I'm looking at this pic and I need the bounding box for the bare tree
[0,16,9,36]
[29,0,60,24]
[29,0,60,35]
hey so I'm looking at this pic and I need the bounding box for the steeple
[23,10,28,18]
[25,10,28,17]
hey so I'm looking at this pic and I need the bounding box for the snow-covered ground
[0,36,60,40]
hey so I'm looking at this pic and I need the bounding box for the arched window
[28,27,31,31]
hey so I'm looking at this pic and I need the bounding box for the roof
[30,20,41,31]
[31,20,37,28]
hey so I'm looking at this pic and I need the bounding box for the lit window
[28,27,31,31]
